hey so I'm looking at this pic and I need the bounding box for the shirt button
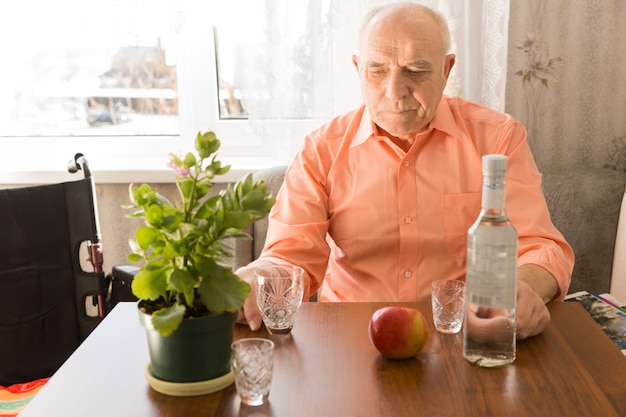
[404,217,412,223]
[404,271,412,278]
[403,161,410,167]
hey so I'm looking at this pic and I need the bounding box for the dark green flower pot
[138,308,238,383]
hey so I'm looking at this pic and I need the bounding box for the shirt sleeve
[247,134,333,300]
[498,120,575,301]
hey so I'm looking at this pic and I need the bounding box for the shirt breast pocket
[441,193,481,259]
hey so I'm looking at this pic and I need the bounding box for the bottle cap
[482,154,508,175]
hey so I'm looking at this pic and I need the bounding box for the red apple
[368,306,429,359]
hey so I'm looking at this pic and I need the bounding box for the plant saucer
[144,364,234,396]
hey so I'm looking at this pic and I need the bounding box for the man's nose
[384,72,410,102]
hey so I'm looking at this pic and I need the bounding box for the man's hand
[515,279,550,339]
[237,292,263,331]
[466,265,558,341]
[464,281,549,341]
[515,264,559,339]
[234,263,267,331]
[235,259,295,331]
[465,304,514,343]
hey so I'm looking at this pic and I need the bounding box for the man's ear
[352,54,359,73]
[443,54,456,80]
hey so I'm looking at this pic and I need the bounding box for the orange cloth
[244,96,574,303]
[0,377,49,417]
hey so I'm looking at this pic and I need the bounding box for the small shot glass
[231,338,275,406]
[431,279,466,334]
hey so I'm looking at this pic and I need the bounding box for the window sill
[0,155,280,185]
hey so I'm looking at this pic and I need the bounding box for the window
[1,0,267,184]
[1,1,180,138]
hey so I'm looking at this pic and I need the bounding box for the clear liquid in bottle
[463,154,517,367]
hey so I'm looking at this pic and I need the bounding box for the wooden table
[20,301,626,417]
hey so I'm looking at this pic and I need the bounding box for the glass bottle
[463,154,518,367]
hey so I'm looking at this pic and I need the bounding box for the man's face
[353,13,455,139]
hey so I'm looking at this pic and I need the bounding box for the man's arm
[497,118,574,300]
[515,264,559,339]
[519,264,559,303]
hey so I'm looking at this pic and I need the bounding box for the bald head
[352,2,456,140]
[358,3,451,57]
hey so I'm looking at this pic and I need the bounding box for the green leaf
[240,173,254,195]
[192,254,220,277]
[155,193,174,207]
[206,159,231,178]
[195,131,221,159]
[136,226,159,249]
[198,269,251,313]
[180,177,195,199]
[183,152,196,168]
[224,231,252,240]
[194,181,210,200]
[224,211,252,230]
[241,188,270,212]
[128,238,142,254]
[145,205,164,227]
[132,266,168,300]
[169,268,196,306]
[215,164,231,176]
[226,185,237,206]
[147,239,166,257]
[129,183,154,206]
[176,222,196,239]
[127,253,143,263]
[151,304,186,337]
[162,212,182,231]
[195,195,220,219]
[161,243,179,262]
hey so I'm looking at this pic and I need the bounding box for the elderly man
[237,2,574,340]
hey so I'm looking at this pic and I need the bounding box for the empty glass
[431,279,466,334]
[231,338,275,406]
[255,264,305,335]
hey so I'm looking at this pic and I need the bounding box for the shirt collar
[350,107,374,148]
[429,96,462,138]
[350,96,462,148]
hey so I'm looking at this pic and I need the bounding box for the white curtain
[239,0,510,163]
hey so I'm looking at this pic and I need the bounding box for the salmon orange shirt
[239,96,574,303]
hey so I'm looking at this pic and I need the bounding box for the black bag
[109,265,138,308]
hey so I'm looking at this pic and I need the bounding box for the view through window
[212,2,267,120]
[0,0,183,138]
[215,26,249,120]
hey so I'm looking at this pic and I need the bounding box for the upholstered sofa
[232,165,626,300]
[542,168,626,297]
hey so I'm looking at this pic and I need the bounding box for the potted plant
[124,131,275,392]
